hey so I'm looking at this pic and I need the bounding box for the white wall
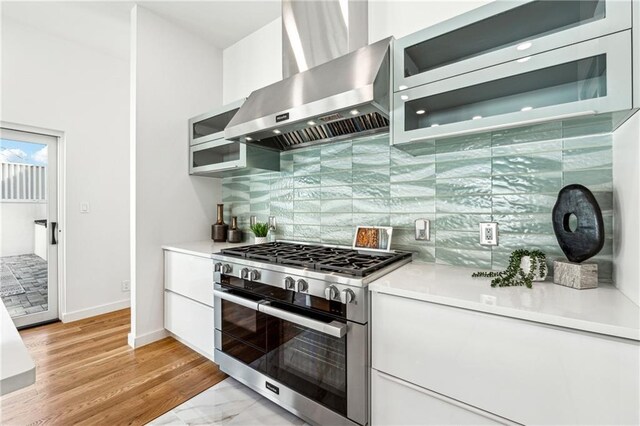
[222,18,282,104]
[130,6,223,348]
[0,203,47,257]
[613,112,640,306]
[368,1,490,43]
[1,17,131,320]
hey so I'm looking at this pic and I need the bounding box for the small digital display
[353,226,393,252]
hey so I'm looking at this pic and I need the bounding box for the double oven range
[212,242,411,426]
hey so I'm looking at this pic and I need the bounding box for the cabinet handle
[51,222,57,245]
[408,110,596,143]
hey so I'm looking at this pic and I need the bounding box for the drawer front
[372,369,506,425]
[393,30,632,146]
[372,292,640,425]
[164,250,213,307]
[164,290,214,360]
[394,0,632,91]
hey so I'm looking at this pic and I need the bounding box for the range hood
[224,0,392,151]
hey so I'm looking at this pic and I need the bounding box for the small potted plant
[250,222,269,244]
[472,249,547,288]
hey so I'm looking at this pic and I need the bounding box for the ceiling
[1,1,281,60]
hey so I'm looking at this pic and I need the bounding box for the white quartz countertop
[369,262,640,341]
[1,300,35,395]
[161,240,250,258]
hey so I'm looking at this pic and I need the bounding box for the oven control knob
[221,264,232,274]
[296,279,308,293]
[324,285,339,301]
[214,262,222,272]
[249,269,260,281]
[239,268,249,279]
[341,289,356,304]
[284,276,295,290]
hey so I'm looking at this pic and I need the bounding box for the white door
[0,126,59,327]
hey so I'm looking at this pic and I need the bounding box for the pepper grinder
[211,204,228,242]
[228,216,242,243]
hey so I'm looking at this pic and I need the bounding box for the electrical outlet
[121,280,130,292]
[479,222,498,246]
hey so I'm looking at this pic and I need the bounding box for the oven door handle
[213,288,260,311]
[258,302,347,338]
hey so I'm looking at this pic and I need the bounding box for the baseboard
[127,328,168,349]
[61,299,130,323]
[166,331,215,362]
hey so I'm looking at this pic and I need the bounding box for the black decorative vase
[227,216,242,243]
[552,184,604,263]
[212,204,228,242]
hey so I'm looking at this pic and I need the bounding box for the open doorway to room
[0,126,59,328]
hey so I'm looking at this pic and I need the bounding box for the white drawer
[372,292,640,425]
[164,290,214,360]
[372,369,506,425]
[164,250,213,307]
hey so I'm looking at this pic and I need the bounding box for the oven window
[265,305,347,416]
[220,293,267,351]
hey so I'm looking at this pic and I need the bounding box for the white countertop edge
[369,283,640,342]
[162,240,250,259]
[1,300,36,396]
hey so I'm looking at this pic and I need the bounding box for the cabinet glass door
[189,99,244,145]
[394,0,631,90]
[393,31,632,146]
[189,139,246,175]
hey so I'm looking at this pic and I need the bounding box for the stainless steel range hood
[224,0,392,151]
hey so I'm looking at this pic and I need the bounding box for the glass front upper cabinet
[392,31,632,146]
[394,0,631,91]
[189,99,244,146]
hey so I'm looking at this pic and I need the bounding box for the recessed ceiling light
[246,136,253,141]
[416,109,426,115]
[307,121,316,126]
[517,56,531,63]
[516,42,532,51]
[273,129,281,134]
[472,115,482,120]
[400,95,409,101]
[398,85,408,90]
[521,106,533,112]
[350,109,359,115]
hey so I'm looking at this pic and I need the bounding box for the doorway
[1,126,59,327]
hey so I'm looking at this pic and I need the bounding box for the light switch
[80,202,90,213]
[415,219,430,241]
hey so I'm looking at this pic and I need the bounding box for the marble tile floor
[149,378,310,426]
[0,254,48,318]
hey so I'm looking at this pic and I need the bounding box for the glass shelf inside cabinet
[192,142,241,168]
[405,54,607,130]
[192,108,239,140]
[404,0,605,78]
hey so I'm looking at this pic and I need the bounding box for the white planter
[520,256,548,281]
[254,236,268,244]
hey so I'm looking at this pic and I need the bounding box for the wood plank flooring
[0,308,226,425]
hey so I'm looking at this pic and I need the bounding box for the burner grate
[220,242,411,277]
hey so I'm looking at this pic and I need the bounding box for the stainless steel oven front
[213,274,368,426]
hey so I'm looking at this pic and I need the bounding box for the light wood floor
[0,308,226,425]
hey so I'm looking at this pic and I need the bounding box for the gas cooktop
[220,242,411,278]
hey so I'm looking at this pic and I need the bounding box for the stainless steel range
[212,241,411,426]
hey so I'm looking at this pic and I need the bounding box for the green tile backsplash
[222,122,614,282]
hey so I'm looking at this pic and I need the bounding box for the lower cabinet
[164,290,214,361]
[371,291,639,425]
[372,369,505,425]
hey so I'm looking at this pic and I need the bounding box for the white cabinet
[163,249,215,361]
[372,369,506,425]
[371,291,640,425]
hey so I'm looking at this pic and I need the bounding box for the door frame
[1,121,66,324]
